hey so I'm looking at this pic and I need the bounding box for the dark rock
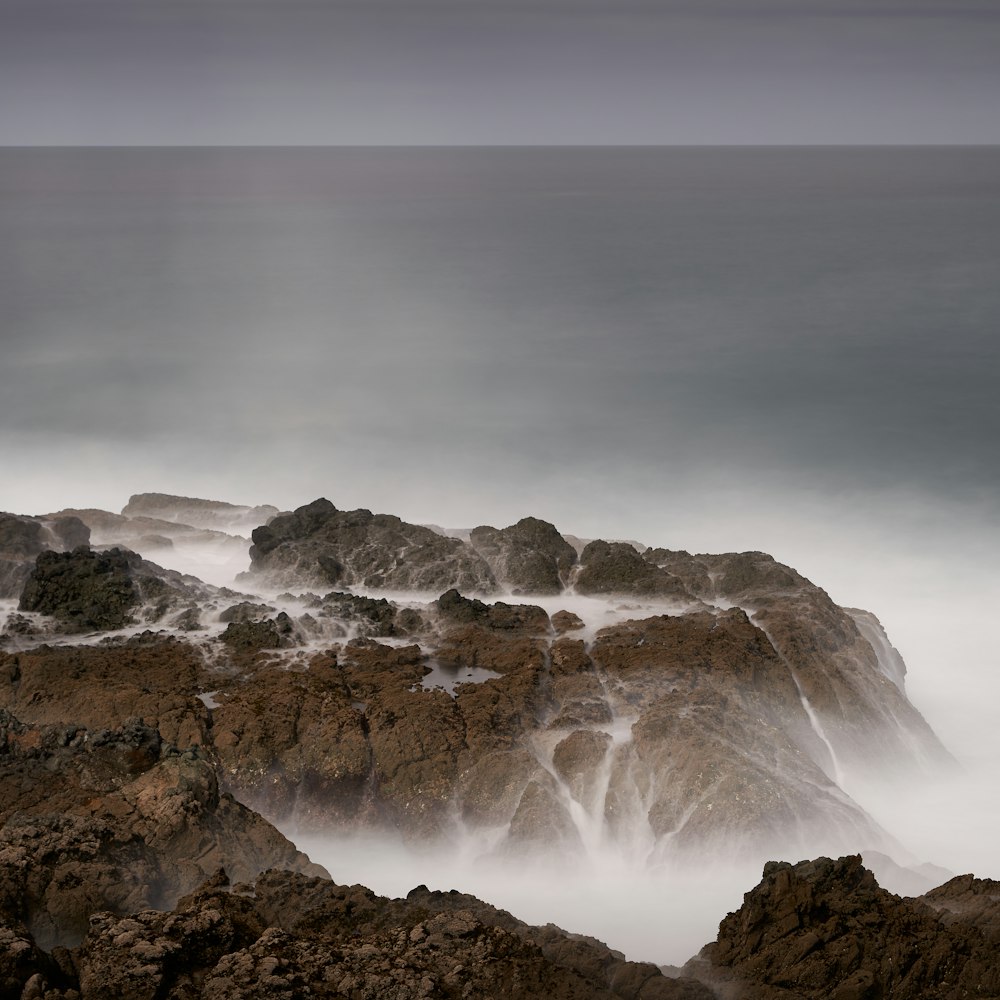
[218,614,296,652]
[19,547,141,632]
[469,517,577,594]
[0,513,91,600]
[244,498,498,592]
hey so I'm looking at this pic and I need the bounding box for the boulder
[469,517,577,594]
[576,541,694,600]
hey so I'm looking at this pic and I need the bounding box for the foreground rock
[2,866,713,1000]
[0,712,323,955]
[16,546,226,634]
[691,855,1000,998]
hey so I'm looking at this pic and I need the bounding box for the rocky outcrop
[0,512,90,600]
[692,855,1000,998]
[1,867,713,1000]
[0,712,323,954]
[469,517,577,594]
[18,547,143,631]
[245,498,499,592]
[576,540,695,600]
[641,547,954,781]
[121,493,280,534]
[16,546,229,634]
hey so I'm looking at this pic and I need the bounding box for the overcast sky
[2,0,999,145]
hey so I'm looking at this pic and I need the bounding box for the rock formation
[0,512,90,600]
[691,855,1000,998]
[469,517,578,594]
[16,546,223,633]
[245,498,500,592]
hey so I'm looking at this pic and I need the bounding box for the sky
[2,0,1000,145]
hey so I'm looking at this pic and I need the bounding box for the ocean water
[3,147,1000,957]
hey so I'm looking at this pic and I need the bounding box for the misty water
[3,146,1000,964]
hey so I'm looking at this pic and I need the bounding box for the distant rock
[18,547,142,631]
[0,512,90,600]
[245,498,498,593]
[692,855,1000,998]
[121,493,280,534]
[469,517,577,594]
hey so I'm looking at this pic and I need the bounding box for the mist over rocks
[0,489,984,993]
[121,493,281,535]
[691,855,1000,998]
[16,545,228,634]
[0,512,90,600]
[468,517,578,594]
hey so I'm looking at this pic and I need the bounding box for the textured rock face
[0,712,323,953]
[18,546,142,631]
[469,517,578,594]
[694,855,1000,998]
[0,512,91,600]
[1,867,714,1000]
[576,540,695,600]
[246,498,499,592]
[16,546,231,634]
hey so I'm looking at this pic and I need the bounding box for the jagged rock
[0,513,91,600]
[469,517,577,594]
[17,546,218,633]
[693,855,1000,998]
[218,602,277,624]
[244,497,498,592]
[576,540,695,599]
[218,613,297,652]
[18,547,142,631]
[56,869,711,999]
[0,712,324,957]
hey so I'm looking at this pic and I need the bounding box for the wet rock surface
[469,517,578,594]
[0,492,981,998]
[693,855,1000,998]
[245,498,499,593]
[0,513,91,600]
